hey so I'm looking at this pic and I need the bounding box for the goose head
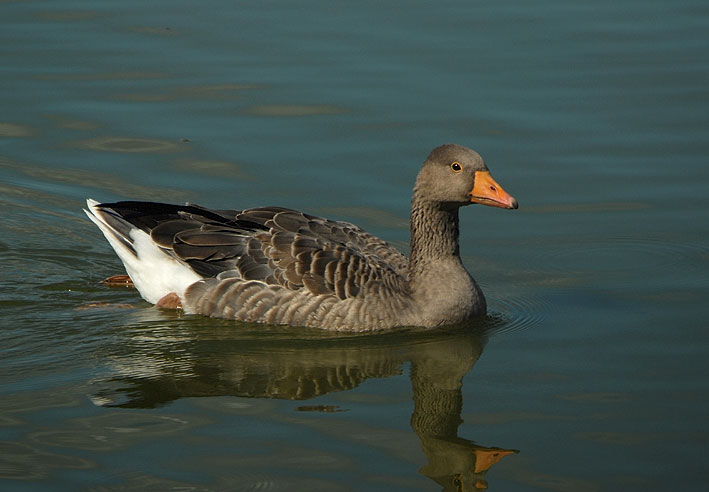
[414,144,518,210]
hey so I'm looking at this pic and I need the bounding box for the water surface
[1,1,708,490]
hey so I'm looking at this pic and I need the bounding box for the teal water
[1,0,708,490]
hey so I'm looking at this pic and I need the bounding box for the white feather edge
[84,198,202,305]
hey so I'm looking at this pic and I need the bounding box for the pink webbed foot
[156,292,183,310]
[102,275,134,288]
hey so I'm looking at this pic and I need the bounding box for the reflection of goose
[85,144,517,331]
[410,344,519,490]
[93,322,517,489]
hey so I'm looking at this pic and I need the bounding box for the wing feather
[96,201,409,301]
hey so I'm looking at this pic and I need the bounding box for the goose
[85,144,518,331]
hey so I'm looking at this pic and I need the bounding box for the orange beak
[470,171,519,209]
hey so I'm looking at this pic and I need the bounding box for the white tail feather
[84,199,201,305]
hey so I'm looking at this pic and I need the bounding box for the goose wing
[95,201,409,300]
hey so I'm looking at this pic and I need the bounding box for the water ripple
[485,291,552,335]
[72,135,188,153]
[531,235,708,287]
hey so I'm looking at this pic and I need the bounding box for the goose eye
[450,161,462,173]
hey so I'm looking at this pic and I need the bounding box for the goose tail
[84,199,202,305]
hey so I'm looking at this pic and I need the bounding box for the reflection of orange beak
[473,447,520,473]
[470,171,519,209]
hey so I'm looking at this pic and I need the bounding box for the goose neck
[409,196,461,277]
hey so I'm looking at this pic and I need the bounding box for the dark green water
[1,1,707,490]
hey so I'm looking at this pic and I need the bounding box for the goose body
[85,144,517,331]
